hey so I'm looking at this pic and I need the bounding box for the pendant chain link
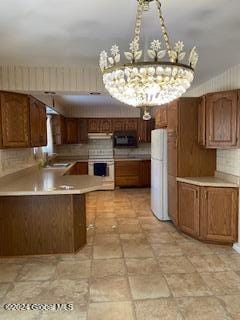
[155,0,172,52]
[133,2,144,45]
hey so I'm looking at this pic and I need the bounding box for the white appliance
[88,144,115,191]
[151,129,169,221]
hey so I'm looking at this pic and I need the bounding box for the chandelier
[99,0,199,116]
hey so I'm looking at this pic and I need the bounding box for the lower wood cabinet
[115,160,151,188]
[178,182,238,244]
[66,162,88,175]
[168,175,178,226]
[178,183,200,237]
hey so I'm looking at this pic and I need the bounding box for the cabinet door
[88,119,101,133]
[138,119,147,143]
[1,92,30,147]
[125,119,138,131]
[66,162,88,175]
[141,160,151,187]
[0,95,2,147]
[78,119,88,143]
[200,187,238,243]
[39,102,47,146]
[115,161,141,187]
[52,115,66,145]
[178,183,200,237]
[167,100,178,136]
[100,119,112,133]
[30,98,47,147]
[206,91,238,148]
[76,162,88,175]
[155,106,168,128]
[168,175,178,226]
[198,96,206,146]
[113,119,126,131]
[65,118,78,144]
[167,135,178,177]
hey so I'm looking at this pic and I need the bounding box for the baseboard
[233,243,240,254]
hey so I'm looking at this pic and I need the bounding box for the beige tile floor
[0,188,240,319]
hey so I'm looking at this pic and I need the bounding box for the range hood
[88,133,113,140]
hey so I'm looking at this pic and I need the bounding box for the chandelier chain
[133,2,144,46]
[155,0,172,53]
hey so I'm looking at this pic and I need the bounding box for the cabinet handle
[195,190,198,199]
[204,191,208,200]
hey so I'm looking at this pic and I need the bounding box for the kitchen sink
[47,163,71,168]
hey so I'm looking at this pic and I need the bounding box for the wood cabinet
[30,97,47,147]
[138,119,154,143]
[66,162,88,175]
[200,187,238,243]
[115,161,141,187]
[178,182,238,244]
[65,118,79,144]
[155,106,168,128]
[112,119,126,131]
[115,160,151,188]
[78,119,88,143]
[1,92,30,147]
[88,119,101,133]
[178,183,200,237]
[168,175,178,226]
[100,119,112,133]
[198,91,239,148]
[52,114,66,145]
[125,118,138,131]
[0,194,86,256]
[167,98,216,224]
[141,160,151,187]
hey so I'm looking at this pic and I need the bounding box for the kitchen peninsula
[0,164,102,257]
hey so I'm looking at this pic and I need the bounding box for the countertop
[114,155,151,161]
[57,155,151,161]
[176,176,239,188]
[0,163,103,196]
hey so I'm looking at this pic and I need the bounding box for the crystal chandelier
[99,0,199,115]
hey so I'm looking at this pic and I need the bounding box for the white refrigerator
[151,129,170,221]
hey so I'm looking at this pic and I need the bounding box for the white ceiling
[0,0,239,87]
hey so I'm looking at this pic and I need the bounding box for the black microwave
[113,131,138,148]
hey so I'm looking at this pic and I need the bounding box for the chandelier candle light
[99,0,199,120]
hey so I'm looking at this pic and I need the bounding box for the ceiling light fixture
[99,0,199,114]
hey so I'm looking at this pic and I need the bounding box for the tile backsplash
[217,149,240,177]
[55,142,151,157]
[0,149,36,175]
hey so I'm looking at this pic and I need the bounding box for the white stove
[88,149,115,190]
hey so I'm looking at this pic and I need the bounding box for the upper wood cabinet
[1,92,30,148]
[78,119,88,143]
[30,97,47,147]
[52,114,66,145]
[198,91,239,148]
[167,98,216,178]
[88,119,101,133]
[155,106,168,128]
[112,119,126,131]
[65,118,79,144]
[100,119,112,133]
[138,119,154,143]
[125,119,138,131]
